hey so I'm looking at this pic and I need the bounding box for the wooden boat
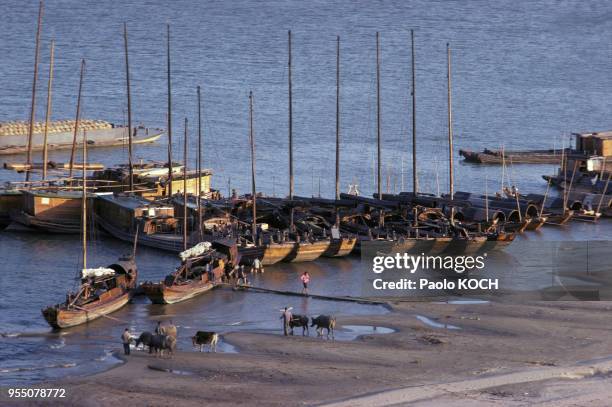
[323,236,357,257]
[42,133,138,329]
[284,238,331,262]
[42,259,138,329]
[141,241,237,304]
[9,190,84,233]
[94,193,184,252]
[238,240,296,266]
[545,210,573,225]
[525,216,547,231]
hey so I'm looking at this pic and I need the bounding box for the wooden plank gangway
[224,283,391,308]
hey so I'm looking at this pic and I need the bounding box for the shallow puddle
[416,315,461,330]
[341,325,395,334]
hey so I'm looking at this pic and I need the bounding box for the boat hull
[239,242,296,265]
[0,128,162,155]
[10,210,80,234]
[142,280,215,305]
[42,291,131,329]
[95,214,184,252]
[284,240,330,262]
[322,237,357,257]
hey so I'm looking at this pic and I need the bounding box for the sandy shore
[5,298,612,406]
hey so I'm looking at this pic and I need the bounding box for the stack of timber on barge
[92,165,219,200]
[459,148,576,164]
[0,120,163,155]
[461,131,612,165]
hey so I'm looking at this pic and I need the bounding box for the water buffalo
[160,324,177,339]
[311,315,336,340]
[135,331,155,353]
[289,315,309,336]
[191,331,219,352]
[150,334,176,358]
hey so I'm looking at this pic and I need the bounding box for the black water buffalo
[289,315,309,336]
[191,331,219,352]
[150,334,176,357]
[311,315,336,339]
[135,331,155,353]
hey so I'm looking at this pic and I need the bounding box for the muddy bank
[4,299,612,406]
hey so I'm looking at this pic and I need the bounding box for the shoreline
[4,298,612,406]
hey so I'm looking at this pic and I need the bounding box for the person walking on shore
[121,328,132,355]
[300,271,311,295]
[280,307,293,336]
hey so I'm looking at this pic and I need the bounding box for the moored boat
[9,190,84,234]
[0,119,162,155]
[42,259,138,329]
[42,132,138,329]
[323,235,357,257]
[284,238,331,262]
[141,241,238,304]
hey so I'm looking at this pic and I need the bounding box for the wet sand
[6,298,612,406]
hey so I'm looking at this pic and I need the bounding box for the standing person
[300,271,311,294]
[280,307,292,336]
[121,328,132,355]
[155,321,162,335]
[252,258,264,274]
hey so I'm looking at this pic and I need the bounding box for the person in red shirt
[300,271,310,294]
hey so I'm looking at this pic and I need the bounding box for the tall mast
[249,91,257,242]
[167,24,173,197]
[42,39,54,180]
[411,29,418,195]
[82,130,88,269]
[183,118,188,251]
[335,35,341,201]
[447,43,454,200]
[288,30,294,229]
[197,85,203,240]
[26,1,43,182]
[69,59,85,180]
[376,32,382,200]
[124,23,134,192]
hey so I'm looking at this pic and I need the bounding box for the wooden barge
[10,190,85,233]
[459,148,574,164]
[0,120,162,155]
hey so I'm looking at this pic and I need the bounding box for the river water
[1,0,612,386]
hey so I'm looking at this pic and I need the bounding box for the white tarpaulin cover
[179,242,212,261]
[81,267,115,279]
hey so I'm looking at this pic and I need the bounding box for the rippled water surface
[2,0,612,385]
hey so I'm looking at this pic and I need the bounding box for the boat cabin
[22,190,83,222]
[94,194,175,234]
